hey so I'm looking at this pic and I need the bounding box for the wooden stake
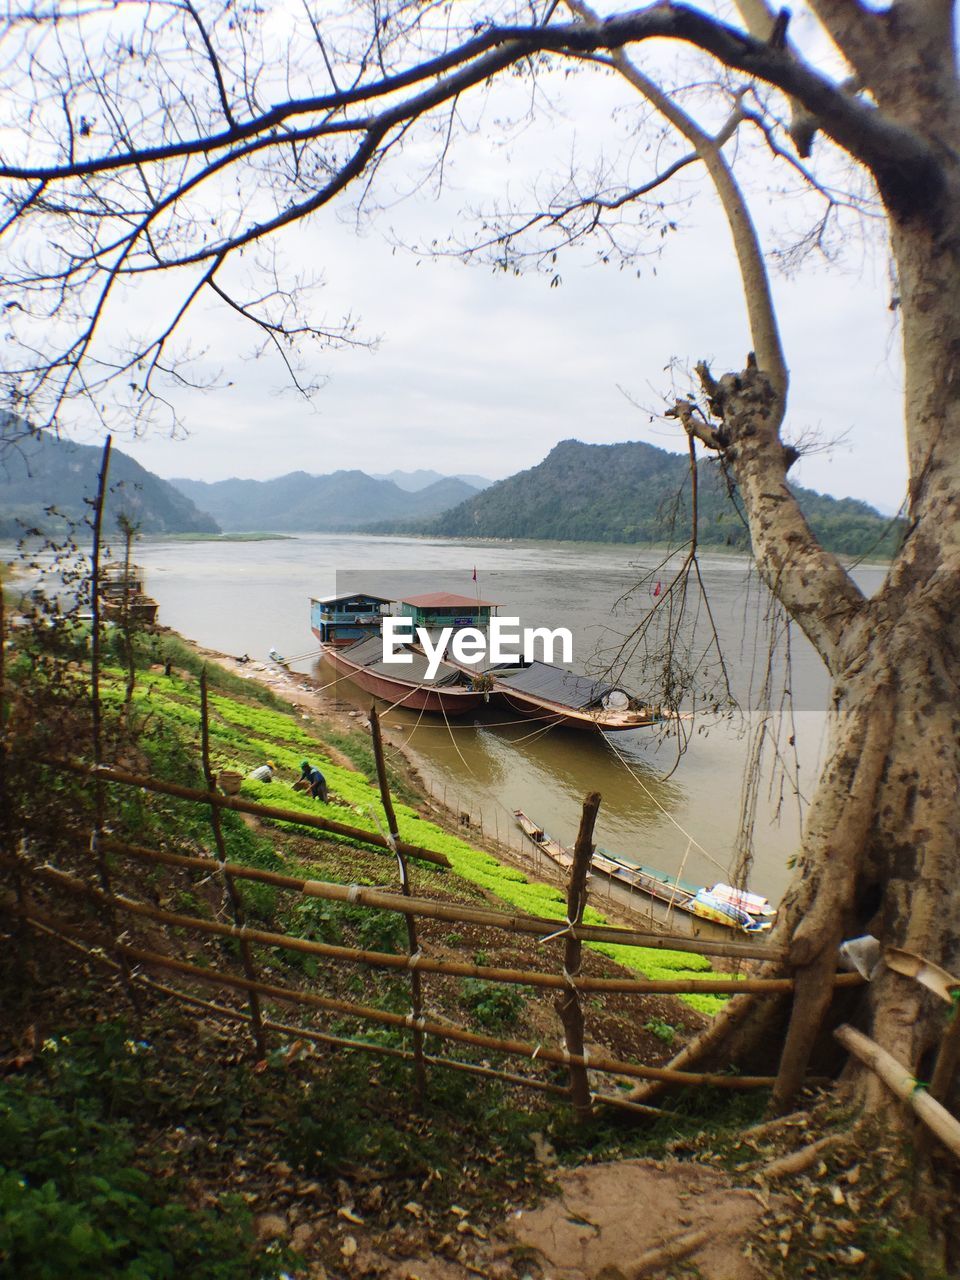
[199,671,266,1057]
[0,582,29,989]
[370,704,426,1105]
[557,792,600,1122]
[88,437,141,1018]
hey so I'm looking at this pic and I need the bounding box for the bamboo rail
[23,912,667,1116]
[41,757,452,869]
[22,912,567,1094]
[8,857,863,998]
[94,833,783,961]
[16,902,780,1090]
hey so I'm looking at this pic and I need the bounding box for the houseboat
[514,810,775,936]
[310,588,675,731]
[310,592,392,648]
[99,563,159,624]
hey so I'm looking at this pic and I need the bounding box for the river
[6,532,886,903]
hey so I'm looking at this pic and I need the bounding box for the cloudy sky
[56,6,907,515]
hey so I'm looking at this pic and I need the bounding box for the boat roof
[495,660,623,710]
[400,592,498,609]
[342,634,466,686]
[311,592,392,605]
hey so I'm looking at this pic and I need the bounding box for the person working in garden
[298,760,328,802]
[248,760,275,783]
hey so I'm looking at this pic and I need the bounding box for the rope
[604,733,731,878]
[539,917,576,944]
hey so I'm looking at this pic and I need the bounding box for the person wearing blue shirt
[299,760,328,802]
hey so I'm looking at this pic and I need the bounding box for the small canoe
[514,811,775,936]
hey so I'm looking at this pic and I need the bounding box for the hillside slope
[0,421,220,537]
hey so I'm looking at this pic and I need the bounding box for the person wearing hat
[248,760,276,783]
[299,760,328,802]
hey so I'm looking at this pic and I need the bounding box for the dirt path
[272,1155,778,1280]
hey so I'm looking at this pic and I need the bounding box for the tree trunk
[672,205,960,1119]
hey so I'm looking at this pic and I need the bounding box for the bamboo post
[557,792,601,1123]
[199,670,266,1057]
[0,579,28,987]
[88,437,141,1016]
[370,704,427,1105]
[929,1005,960,1107]
[835,1024,960,1159]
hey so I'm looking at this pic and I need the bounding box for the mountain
[169,471,479,531]
[0,421,220,538]
[371,469,494,492]
[385,439,902,558]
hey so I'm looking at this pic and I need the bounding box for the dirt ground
[350,1157,777,1280]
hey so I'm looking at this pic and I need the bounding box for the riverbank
[178,632,747,967]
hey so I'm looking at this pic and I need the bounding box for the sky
[28,3,909,516]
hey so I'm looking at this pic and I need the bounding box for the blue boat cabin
[311,592,392,647]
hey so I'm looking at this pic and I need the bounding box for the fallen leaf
[337,1207,364,1225]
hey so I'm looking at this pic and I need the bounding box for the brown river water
[14,533,885,905]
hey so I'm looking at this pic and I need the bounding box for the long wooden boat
[100,593,159,624]
[99,563,159,624]
[454,656,676,733]
[515,810,774,936]
[322,634,488,716]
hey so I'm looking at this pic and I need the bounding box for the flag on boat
[653,580,662,598]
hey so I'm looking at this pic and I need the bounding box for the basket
[218,770,243,795]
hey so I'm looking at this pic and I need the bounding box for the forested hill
[393,439,901,557]
[0,422,220,538]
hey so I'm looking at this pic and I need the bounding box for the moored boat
[99,563,159,624]
[322,634,488,716]
[514,810,774,936]
[309,588,676,731]
[491,659,671,732]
